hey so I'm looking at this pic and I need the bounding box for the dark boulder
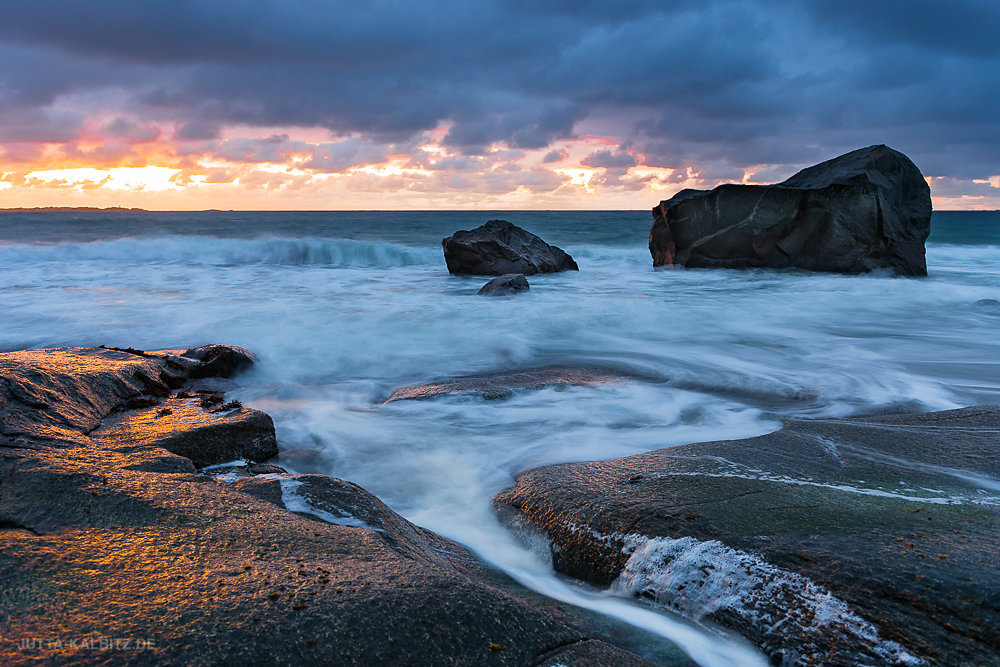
[442,220,578,275]
[650,145,932,276]
[478,273,530,296]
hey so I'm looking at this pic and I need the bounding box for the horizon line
[1,206,995,214]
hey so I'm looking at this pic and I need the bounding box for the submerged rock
[0,345,654,666]
[495,406,1000,665]
[478,273,530,296]
[385,367,623,402]
[650,145,932,276]
[442,219,578,275]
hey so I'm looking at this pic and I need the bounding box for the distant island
[0,206,147,212]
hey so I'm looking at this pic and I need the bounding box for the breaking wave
[0,235,441,268]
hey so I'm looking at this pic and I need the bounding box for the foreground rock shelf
[0,346,654,665]
[496,407,1000,665]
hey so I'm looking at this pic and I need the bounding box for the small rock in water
[385,367,622,403]
[478,273,530,296]
[248,463,288,475]
[441,219,578,275]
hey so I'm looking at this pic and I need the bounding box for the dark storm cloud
[0,107,84,144]
[0,1,997,182]
[442,102,585,151]
[103,118,160,142]
[175,121,221,141]
[305,139,391,172]
[581,150,637,169]
[801,0,1000,58]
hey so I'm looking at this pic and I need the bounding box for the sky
[0,0,998,210]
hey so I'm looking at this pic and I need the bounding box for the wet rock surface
[496,406,1000,665]
[442,220,579,276]
[94,396,277,469]
[0,346,654,665]
[181,344,258,378]
[384,367,624,402]
[478,273,530,296]
[650,145,932,276]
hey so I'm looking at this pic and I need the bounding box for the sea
[1,209,998,665]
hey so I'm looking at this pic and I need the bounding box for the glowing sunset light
[349,160,433,178]
[556,168,599,194]
[25,166,182,192]
[242,162,311,176]
[629,167,678,190]
[416,143,447,156]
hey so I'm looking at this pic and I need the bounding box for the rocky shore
[4,346,997,665]
[0,345,655,666]
[496,407,1000,665]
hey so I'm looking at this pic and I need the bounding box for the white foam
[202,458,248,470]
[279,477,379,530]
[443,517,768,667]
[612,533,924,665]
[836,442,1000,493]
[643,470,1000,507]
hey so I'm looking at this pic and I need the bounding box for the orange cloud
[4,120,998,210]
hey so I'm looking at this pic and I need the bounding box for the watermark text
[17,637,156,652]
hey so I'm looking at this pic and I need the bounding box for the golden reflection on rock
[1,346,650,665]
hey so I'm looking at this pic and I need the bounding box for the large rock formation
[0,345,658,666]
[495,406,1000,665]
[650,145,932,276]
[442,220,578,275]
